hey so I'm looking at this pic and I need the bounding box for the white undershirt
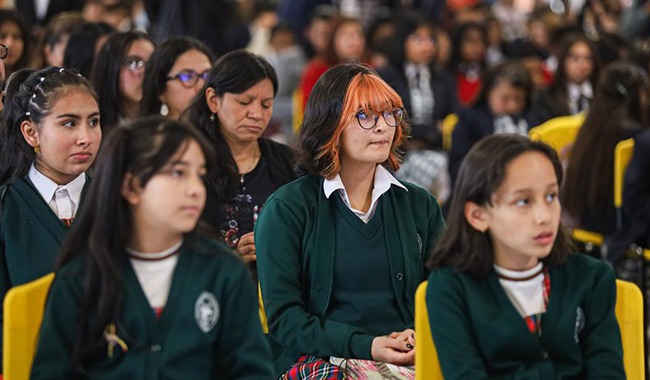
[494,262,546,318]
[29,164,85,220]
[323,165,407,223]
[126,240,182,309]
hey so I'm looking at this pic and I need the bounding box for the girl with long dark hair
[31,116,273,378]
[0,67,101,373]
[427,134,623,378]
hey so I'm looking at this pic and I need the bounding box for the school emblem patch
[194,291,219,333]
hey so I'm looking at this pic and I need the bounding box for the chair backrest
[442,114,458,152]
[292,88,304,135]
[614,138,635,229]
[3,272,55,380]
[528,113,585,157]
[615,279,645,379]
[258,282,268,334]
[415,281,444,380]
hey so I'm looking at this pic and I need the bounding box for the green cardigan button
[540,351,549,360]
[151,344,162,352]
[396,273,404,281]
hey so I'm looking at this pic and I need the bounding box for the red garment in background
[456,73,482,106]
[299,59,331,111]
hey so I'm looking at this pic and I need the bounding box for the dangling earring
[34,145,40,154]
[210,113,216,122]
[160,103,169,116]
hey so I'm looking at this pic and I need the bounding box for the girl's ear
[205,87,219,114]
[464,201,489,233]
[20,120,40,148]
[121,173,143,206]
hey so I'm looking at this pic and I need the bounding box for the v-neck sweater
[0,174,91,372]
[326,196,405,336]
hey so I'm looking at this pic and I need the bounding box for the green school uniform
[426,254,625,379]
[255,175,445,376]
[0,175,89,372]
[31,236,274,379]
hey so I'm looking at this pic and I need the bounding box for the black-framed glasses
[123,56,146,73]
[355,107,405,130]
[0,44,8,60]
[166,70,209,88]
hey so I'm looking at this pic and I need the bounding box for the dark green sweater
[255,174,445,376]
[0,176,89,372]
[326,196,405,336]
[426,254,624,379]
[31,236,274,379]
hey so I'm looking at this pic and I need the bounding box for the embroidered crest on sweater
[195,291,220,333]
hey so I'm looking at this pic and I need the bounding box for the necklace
[239,150,260,186]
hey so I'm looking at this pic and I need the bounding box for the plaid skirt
[281,355,344,380]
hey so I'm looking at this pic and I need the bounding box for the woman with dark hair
[449,61,536,185]
[0,9,32,78]
[30,116,273,378]
[532,34,600,123]
[427,134,623,378]
[299,16,368,109]
[378,13,458,148]
[0,67,101,373]
[562,62,649,236]
[184,50,295,279]
[91,31,155,133]
[140,36,214,120]
[255,63,445,378]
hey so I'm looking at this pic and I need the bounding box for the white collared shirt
[28,164,86,220]
[567,82,593,114]
[405,63,435,126]
[323,165,407,223]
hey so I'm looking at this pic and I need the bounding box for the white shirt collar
[567,81,593,102]
[405,63,430,79]
[323,165,407,223]
[28,164,86,209]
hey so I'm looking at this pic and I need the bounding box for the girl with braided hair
[0,67,101,373]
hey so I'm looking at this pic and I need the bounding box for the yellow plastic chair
[258,282,268,334]
[3,272,55,380]
[415,281,444,380]
[528,113,586,158]
[292,88,304,135]
[614,138,634,230]
[571,228,604,248]
[441,114,458,152]
[615,279,645,379]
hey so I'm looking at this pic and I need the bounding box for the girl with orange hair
[255,63,446,379]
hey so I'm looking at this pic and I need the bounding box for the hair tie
[39,77,45,82]
[614,82,628,98]
[25,111,31,117]
[59,68,65,73]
